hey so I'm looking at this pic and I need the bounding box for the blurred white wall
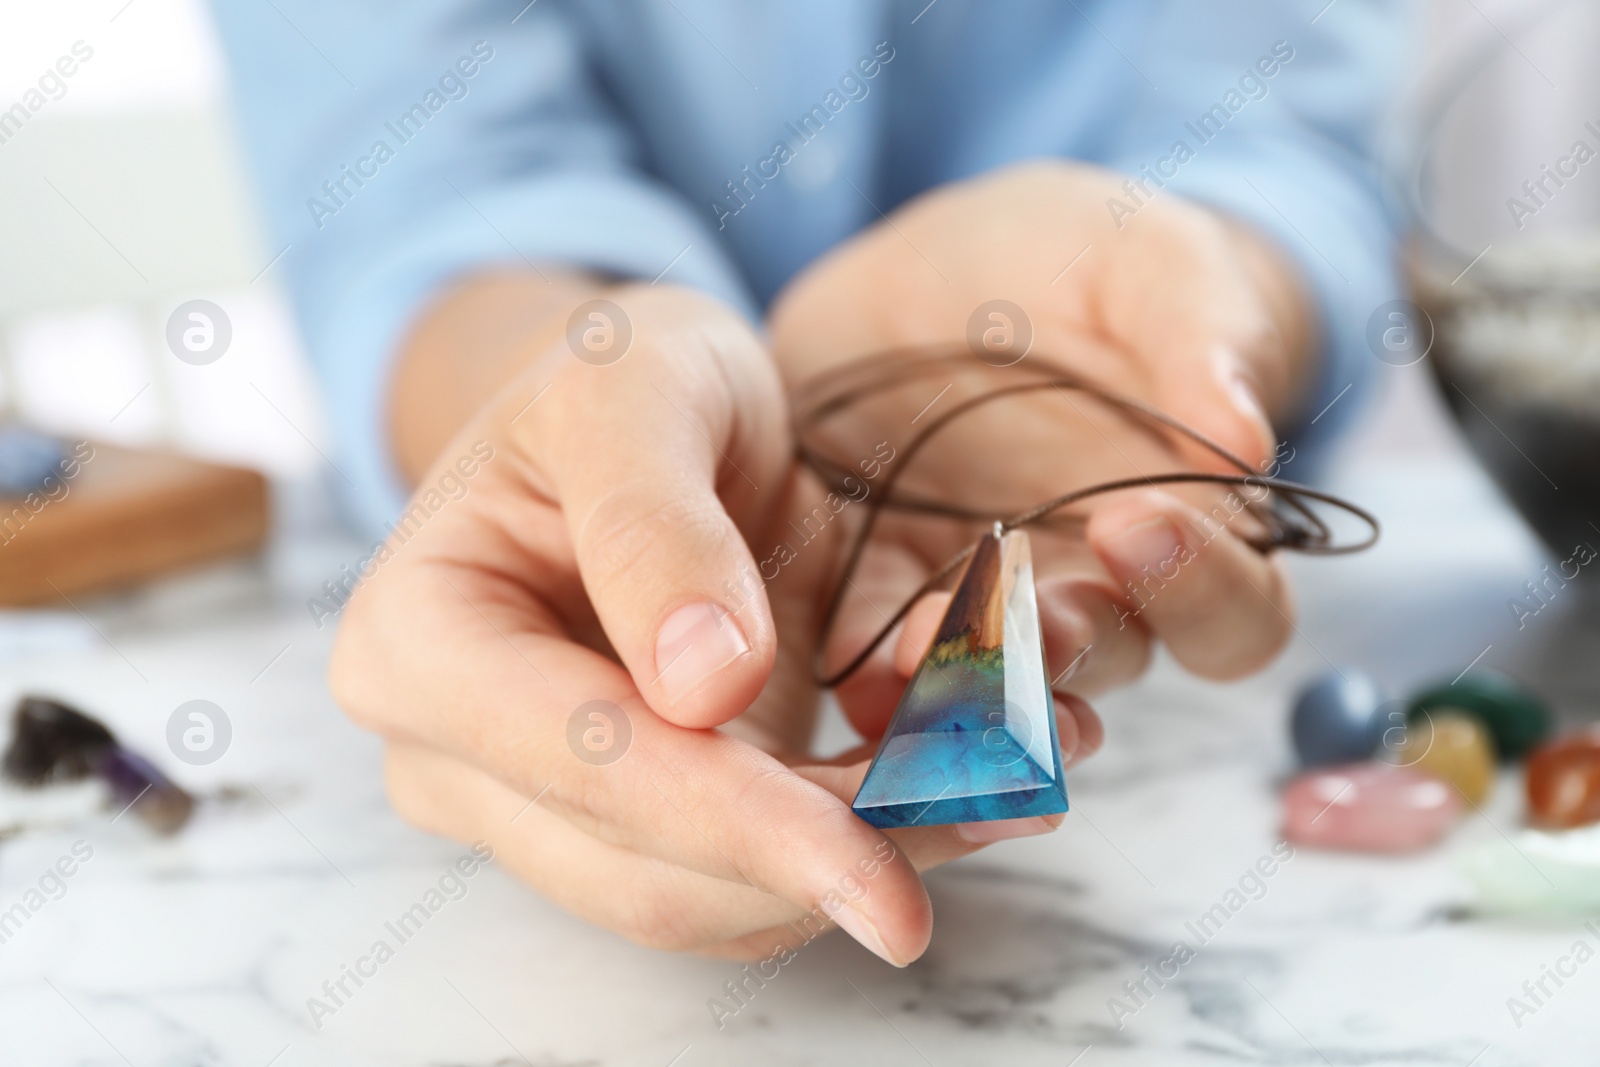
[1311,0,1600,473]
[1410,0,1600,253]
[2,0,1592,486]
[0,0,327,479]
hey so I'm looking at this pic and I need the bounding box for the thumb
[526,286,788,728]
[1159,343,1278,473]
[1105,207,1301,473]
[1128,261,1282,471]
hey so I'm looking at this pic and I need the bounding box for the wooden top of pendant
[932,530,1030,653]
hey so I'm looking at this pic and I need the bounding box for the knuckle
[536,356,645,449]
[1082,588,1155,677]
[381,746,447,836]
[542,771,612,836]
[1198,633,1287,681]
[693,940,770,964]
[1088,626,1152,693]
[576,485,727,595]
[1179,599,1292,681]
[628,925,705,953]
[326,573,426,737]
[328,619,389,735]
[1116,627,1155,682]
[621,890,715,953]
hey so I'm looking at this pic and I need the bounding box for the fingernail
[1102,516,1184,577]
[654,601,750,704]
[833,902,905,967]
[1227,371,1269,427]
[955,815,1060,844]
[1215,353,1274,454]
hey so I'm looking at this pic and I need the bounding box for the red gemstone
[1525,730,1600,830]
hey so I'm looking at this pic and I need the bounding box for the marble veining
[1,458,1598,1065]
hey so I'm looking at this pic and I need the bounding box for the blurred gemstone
[852,529,1067,828]
[0,425,65,497]
[3,696,116,784]
[92,746,194,835]
[1282,763,1461,852]
[1290,668,1386,767]
[1526,730,1600,829]
[1406,671,1551,761]
[1397,709,1496,806]
[1461,822,1600,916]
[3,695,194,834]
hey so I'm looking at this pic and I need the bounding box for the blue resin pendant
[851,527,1069,828]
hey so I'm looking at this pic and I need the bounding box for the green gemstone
[1459,823,1600,916]
[1405,671,1552,762]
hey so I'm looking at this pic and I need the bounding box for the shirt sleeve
[1101,0,1412,462]
[207,0,760,535]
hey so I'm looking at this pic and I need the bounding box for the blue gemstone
[1290,669,1387,767]
[852,530,1068,828]
[0,426,64,496]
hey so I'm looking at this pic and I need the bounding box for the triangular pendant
[852,528,1069,828]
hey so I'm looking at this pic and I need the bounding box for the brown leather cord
[793,346,1380,688]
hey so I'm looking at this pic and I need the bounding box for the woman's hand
[330,281,1087,967]
[768,160,1313,740]
[329,158,1317,967]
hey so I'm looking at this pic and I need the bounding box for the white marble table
[2,432,1598,1067]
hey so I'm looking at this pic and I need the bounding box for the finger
[1087,489,1293,679]
[1036,576,1152,698]
[525,284,789,729]
[1101,205,1286,469]
[338,561,933,966]
[829,539,934,741]
[1151,332,1278,474]
[384,736,988,962]
[1059,691,1105,769]
[383,740,803,950]
[891,591,948,680]
[796,751,1068,859]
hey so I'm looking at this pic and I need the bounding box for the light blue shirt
[208,0,1409,534]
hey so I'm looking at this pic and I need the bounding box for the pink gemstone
[1282,762,1462,853]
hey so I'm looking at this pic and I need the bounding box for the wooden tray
[0,442,269,606]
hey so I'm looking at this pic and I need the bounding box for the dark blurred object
[1405,670,1553,761]
[3,696,116,783]
[1413,251,1600,561]
[92,745,194,834]
[0,441,268,606]
[3,695,194,834]
[1407,0,1600,561]
[0,425,67,495]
